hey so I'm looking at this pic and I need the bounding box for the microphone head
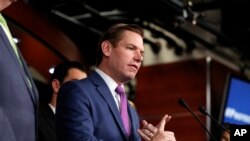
[178,98,189,108]
[198,105,208,115]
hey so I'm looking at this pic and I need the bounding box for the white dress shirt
[95,68,122,111]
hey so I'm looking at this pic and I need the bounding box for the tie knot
[115,85,125,95]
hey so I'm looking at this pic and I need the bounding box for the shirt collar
[48,103,56,114]
[95,68,121,92]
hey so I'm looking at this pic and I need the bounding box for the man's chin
[127,74,136,80]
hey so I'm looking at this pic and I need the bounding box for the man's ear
[51,79,60,93]
[101,40,112,57]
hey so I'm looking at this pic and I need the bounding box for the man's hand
[138,114,176,141]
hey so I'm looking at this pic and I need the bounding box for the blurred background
[3,0,250,140]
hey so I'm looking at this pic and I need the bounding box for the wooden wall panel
[11,25,63,80]
[135,59,207,141]
[3,1,83,63]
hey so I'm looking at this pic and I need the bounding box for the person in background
[0,0,39,141]
[56,23,176,141]
[38,61,87,141]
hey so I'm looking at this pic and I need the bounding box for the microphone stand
[178,99,218,141]
[198,105,230,134]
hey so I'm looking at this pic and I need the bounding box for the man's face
[108,30,144,83]
[52,68,87,94]
[0,0,17,11]
[63,68,87,83]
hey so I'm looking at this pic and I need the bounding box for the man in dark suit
[38,61,87,141]
[0,0,39,141]
[56,23,144,141]
[56,23,176,141]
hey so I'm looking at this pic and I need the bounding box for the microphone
[178,99,217,141]
[198,105,230,134]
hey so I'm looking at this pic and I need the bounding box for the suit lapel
[0,26,19,65]
[90,71,129,140]
[0,26,38,106]
[44,105,56,130]
[18,48,39,105]
[128,105,139,141]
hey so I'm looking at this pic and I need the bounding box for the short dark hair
[50,61,86,84]
[96,23,144,66]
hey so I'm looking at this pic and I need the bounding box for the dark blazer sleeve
[56,80,100,141]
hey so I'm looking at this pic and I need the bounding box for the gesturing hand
[138,114,176,141]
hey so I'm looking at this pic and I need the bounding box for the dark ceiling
[27,0,250,74]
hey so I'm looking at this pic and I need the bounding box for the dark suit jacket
[38,104,57,141]
[56,71,141,141]
[0,25,39,141]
